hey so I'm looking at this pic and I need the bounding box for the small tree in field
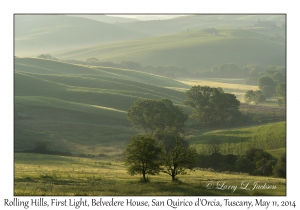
[244,90,256,103]
[125,135,162,182]
[160,134,198,182]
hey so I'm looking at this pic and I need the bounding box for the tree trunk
[171,172,176,182]
[143,172,146,182]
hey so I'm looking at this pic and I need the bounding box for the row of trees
[37,55,285,85]
[244,82,286,105]
[125,86,244,182]
[37,54,190,79]
[125,134,198,182]
[198,147,285,178]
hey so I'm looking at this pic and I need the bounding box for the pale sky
[107,15,185,21]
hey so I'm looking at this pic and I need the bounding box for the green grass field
[14,58,190,154]
[188,122,286,156]
[14,153,286,196]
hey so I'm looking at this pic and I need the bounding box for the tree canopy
[258,76,276,90]
[184,86,241,125]
[127,99,187,136]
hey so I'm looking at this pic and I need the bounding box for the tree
[258,76,276,90]
[184,86,241,126]
[235,156,254,174]
[276,82,286,100]
[254,90,266,104]
[245,148,276,176]
[160,134,198,182]
[262,86,276,99]
[273,152,286,178]
[243,64,262,85]
[86,57,99,63]
[127,99,187,136]
[244,89,267,104]
[37,54,58,60]
[244,90,256,103]
[124,135,162,182]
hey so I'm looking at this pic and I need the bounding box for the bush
[273,152,286,178]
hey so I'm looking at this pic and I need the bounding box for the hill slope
[53,28,285,71]
[15,15,151,57]
[118,14,285,36]
[14,58,189,155]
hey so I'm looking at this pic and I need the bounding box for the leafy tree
[258,76,276,90]
[262,86,276,98]
[273,152,286,178]
[243,64,262,85]
[235,156,255,174]
[244,90,266,104]
[86,57,99,63]
[264,67,285,83]
[276,82,286,100]
[245,148,276,176]
[37,54,58,60]
[244,90,256,103]
[254,90,266,104]
[184,86,241,126]
[160,134,198,182]
[127,99,187,136]
[125,135,162,182]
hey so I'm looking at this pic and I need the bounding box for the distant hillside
[69,15,140,23]
[118,14,285,36]
[53,28,285,71]
[14,58,189,155]
[15,15,151,57]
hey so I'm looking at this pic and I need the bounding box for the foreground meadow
[15,153,286,196]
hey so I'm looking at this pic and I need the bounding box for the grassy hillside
[188,122,286,156]
[14,57,190,155]
[15,15,151,57]
[53,28,285,71]
[14,153,286,196]
[119,15,285,36]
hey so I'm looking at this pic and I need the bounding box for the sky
[107,15,185,21]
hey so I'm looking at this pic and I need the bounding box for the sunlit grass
[188,122,286,155]
[14,153,286,196]
[179,78,259,101]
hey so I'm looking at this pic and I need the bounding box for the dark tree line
[201,148,285,178]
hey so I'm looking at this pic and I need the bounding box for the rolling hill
[69,15,140,23]
[118,14,285,36]
[14,57,190,155]
[52,28,285,71]
[15,15,151,57]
